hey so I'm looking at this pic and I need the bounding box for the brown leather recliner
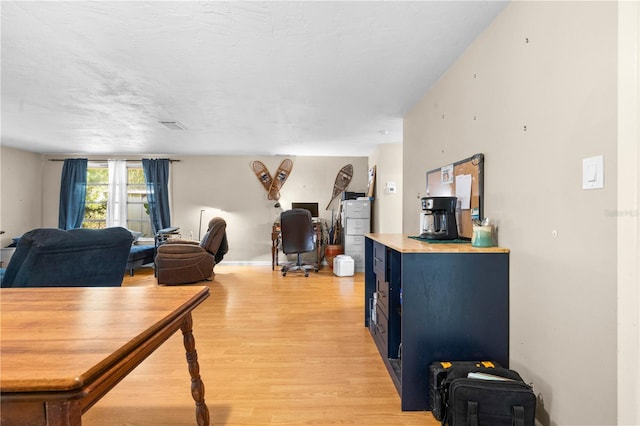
[155,217,228,285]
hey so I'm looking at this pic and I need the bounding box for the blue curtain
[142,159,171,234]
[58,158,88,230]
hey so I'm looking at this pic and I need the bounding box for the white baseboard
[220,260,329,267]
[220,261,272,266]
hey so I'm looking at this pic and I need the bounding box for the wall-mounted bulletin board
[425,153,484,239]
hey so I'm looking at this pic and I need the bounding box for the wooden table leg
[271,229,279,270]
[272,237,276,270]
[316,225,323,270]
[181,313,210,426]
[46,400,82,426]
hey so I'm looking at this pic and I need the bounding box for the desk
[0,286,210,426]
[271,222,323,270]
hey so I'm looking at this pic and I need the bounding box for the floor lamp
[198,209,205,241]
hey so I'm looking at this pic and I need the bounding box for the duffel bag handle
[461,402,524,426]
[513,405,525,426]
[467,401,478,426]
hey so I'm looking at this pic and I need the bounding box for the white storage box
[333,255,355,277]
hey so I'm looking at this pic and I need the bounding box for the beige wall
[368,143,403,233]
[0,146,43,248]
[404,2,618,425]
[38,154,369,263]
[617,1,640,424]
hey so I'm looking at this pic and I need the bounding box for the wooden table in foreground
[0,286,211,426]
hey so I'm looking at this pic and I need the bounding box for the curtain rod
[48,159,180,162]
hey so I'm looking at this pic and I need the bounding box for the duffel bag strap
[512,405,525,426]
[467,401,478,426]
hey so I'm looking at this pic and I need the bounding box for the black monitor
[291,202,319,218]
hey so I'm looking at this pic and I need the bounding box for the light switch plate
[582,155,604,190]
[385,182,397,194]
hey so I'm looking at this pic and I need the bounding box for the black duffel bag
[441,366,536,426]
[430,361,502,421]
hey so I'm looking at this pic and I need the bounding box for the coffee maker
[419,196,459,240]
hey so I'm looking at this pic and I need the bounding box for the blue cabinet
[364,234,510,411]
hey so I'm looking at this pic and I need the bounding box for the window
[83,164,152,236]
[126,168,153,236]
[84,167,108,229]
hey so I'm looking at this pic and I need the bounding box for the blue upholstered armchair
[0,227,133,288]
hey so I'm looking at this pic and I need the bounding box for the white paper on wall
[455,174,472,209]
[441,164,454,184]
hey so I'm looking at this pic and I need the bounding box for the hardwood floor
[82,265,438,425]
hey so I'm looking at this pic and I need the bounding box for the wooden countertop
[365,233,510,254]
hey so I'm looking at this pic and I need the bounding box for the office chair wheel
[282,271,287,276]
[304,270,309,277]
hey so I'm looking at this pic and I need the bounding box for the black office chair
[280,208,317,277]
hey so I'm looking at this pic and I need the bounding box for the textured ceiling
[1,1,508,157]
